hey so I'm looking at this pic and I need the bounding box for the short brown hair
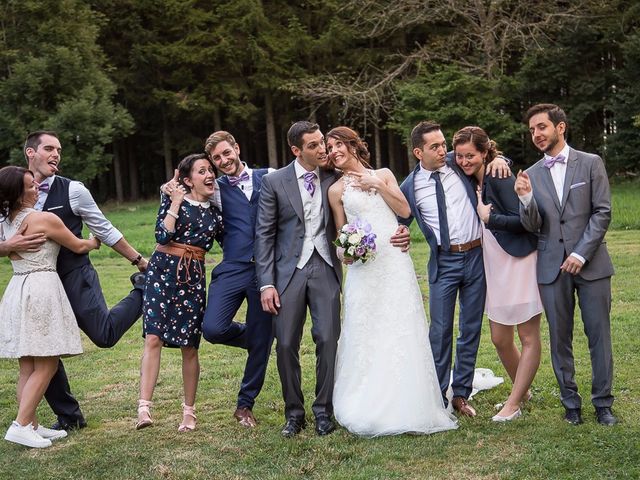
[24,130,59,160]
[204,131,237,155]
[525,103,568,127]
[287,121,320,149]
[410,121,442,150]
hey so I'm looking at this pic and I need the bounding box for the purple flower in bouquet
[333,218,377,263]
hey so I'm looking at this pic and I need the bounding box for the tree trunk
[373,122,381,169]
[265,91,278,169]
[128,138,140,201]
[162,110,173,181]
[387,129,400,175]
[113,141,124,203]
[213,106,222,132]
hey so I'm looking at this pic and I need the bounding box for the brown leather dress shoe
[233,407,257,428]
[452,396,477,417]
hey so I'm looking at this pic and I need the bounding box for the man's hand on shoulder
[1,223,46,256]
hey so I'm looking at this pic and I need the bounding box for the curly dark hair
[326,126,372,168]
[0,166,32,220]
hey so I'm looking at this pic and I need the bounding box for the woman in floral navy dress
[136,153,223,432]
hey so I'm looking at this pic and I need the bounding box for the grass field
[0,183,639,480]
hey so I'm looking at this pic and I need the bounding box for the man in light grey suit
[515,103,616,426]
[255,121,342,437]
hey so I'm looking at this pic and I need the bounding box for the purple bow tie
[38,182,50,193]
[544,154,566,169]
[303,172,316,197]
[228,170,250,187]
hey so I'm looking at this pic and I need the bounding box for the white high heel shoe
[492,408,522,422]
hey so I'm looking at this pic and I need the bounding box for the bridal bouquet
[334,218,377,263]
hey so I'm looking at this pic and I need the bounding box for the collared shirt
[213,164,276,210]
[293,159,332,268]
[545,143,570,204]
[414,163,480,245]
[36,175,123,247]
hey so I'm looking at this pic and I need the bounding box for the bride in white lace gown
[327,127,457,437]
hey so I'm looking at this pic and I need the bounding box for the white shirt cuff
[259,285,275,292]
[518,191,533,208]
[570,252,586,265]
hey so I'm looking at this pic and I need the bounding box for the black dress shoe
[315,415,336,436]
[130,272,146,290]
[51,419,87,431]
[281,418,306,438]
[595,407,617,426]
[563,408,583,425]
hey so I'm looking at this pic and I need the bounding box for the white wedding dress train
[333,174,457,437]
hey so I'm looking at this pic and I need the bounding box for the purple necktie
[228,170,250,187]
[303,172,316,197]
[544,154,566,169]
[38,182,50,193]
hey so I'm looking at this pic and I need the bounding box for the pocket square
[570,181,586,189]
[46,205,64,211]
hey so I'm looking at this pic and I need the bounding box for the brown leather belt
[439,237,482,253]
[155,241,206,285]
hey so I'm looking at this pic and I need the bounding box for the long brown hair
[0,166,32,220]
[326,126,372,168]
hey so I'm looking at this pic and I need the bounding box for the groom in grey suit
[255,121,342,437]
[516,103,616,426]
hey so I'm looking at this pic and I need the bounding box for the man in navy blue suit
[201,131,274,428]
[399,121,488,417]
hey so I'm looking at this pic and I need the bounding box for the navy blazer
[478,174,537,257]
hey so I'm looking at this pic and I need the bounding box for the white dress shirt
[36,175,123,247]
[414,164,480,245]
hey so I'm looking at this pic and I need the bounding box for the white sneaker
[4,421,52,448]
[34,425,68,440]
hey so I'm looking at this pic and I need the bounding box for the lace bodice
[2,208,60,274]
[342,172,399,252]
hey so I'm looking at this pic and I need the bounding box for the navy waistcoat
[218,169,268,262]
[42,176,90,276]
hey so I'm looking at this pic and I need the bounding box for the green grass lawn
[0,185,639,479]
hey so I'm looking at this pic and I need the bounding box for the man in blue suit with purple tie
[202,131,274,428]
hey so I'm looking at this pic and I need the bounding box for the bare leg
[139,334,163,401]
[495,314,542,417]
[16,356,59,426]
[490,321,519,383]
[17,358,35,407]
[137,334,163,427]
[180,346,199,430]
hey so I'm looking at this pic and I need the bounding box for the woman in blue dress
[136,153,223,432]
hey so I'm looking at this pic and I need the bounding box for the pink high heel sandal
[136,399,153,430]
[178,403,196,432]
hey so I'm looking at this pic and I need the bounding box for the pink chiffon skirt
[482,225,543,325]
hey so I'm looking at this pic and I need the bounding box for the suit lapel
[283,162,304,222]
[319,169,335,227]
[560,148,578,213]
[537,161,561,212]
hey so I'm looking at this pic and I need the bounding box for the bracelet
[166,209,179,219]
[131,254,142,266]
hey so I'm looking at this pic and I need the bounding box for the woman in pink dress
[453,126,543,422]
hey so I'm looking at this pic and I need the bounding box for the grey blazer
[519,147,615,285]
[254,161,342,294]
